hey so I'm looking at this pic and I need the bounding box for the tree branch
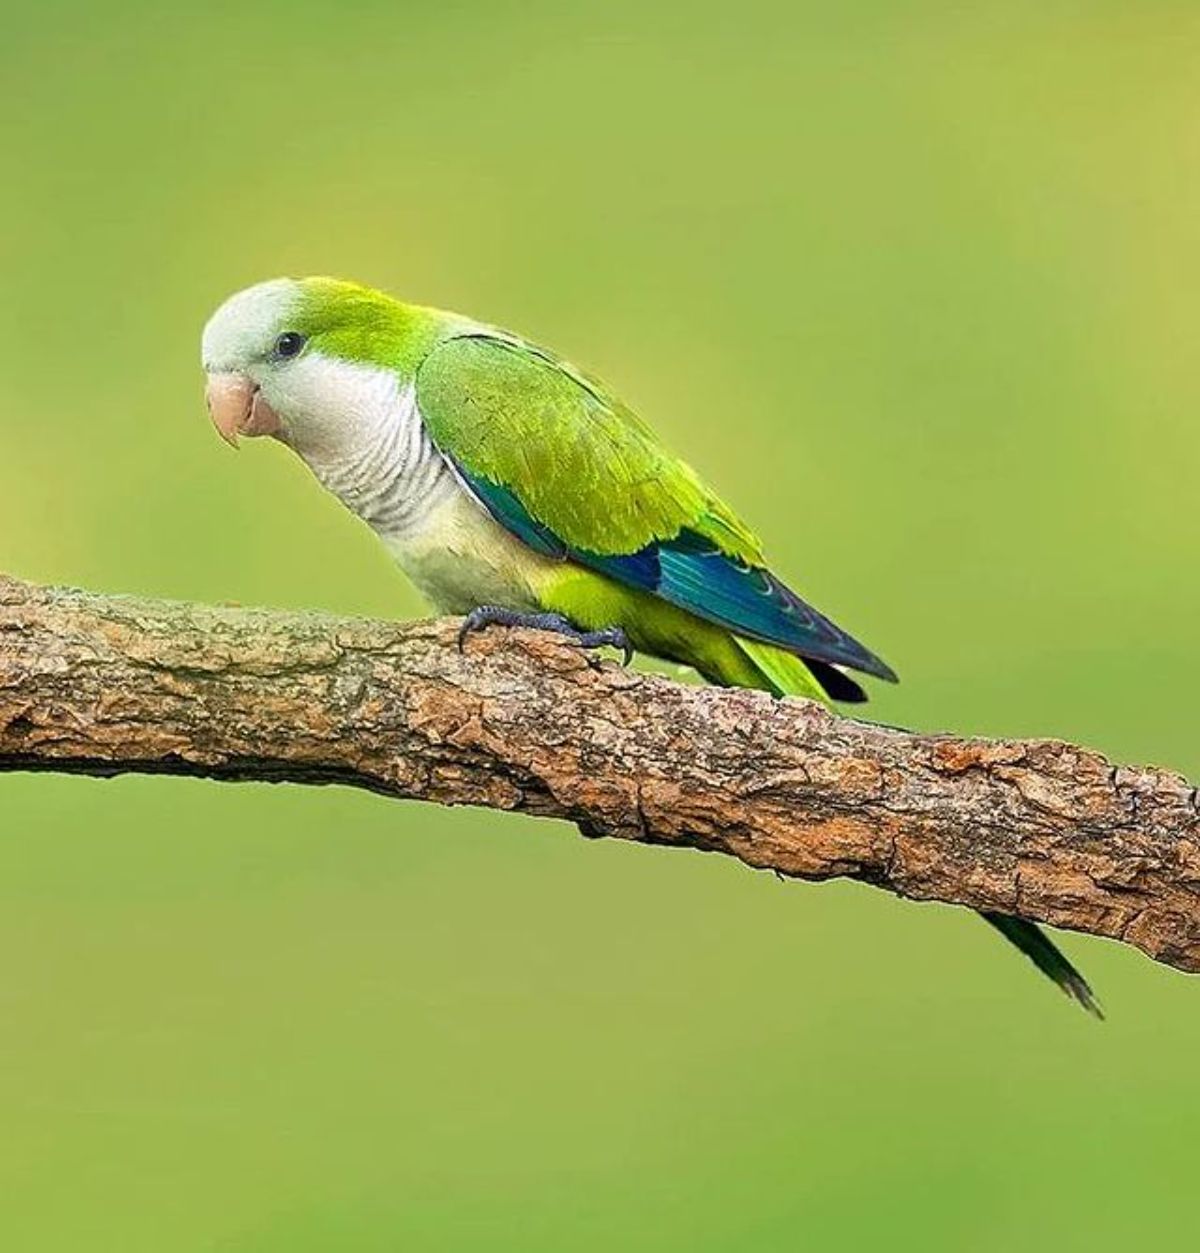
[1,573,1197,972]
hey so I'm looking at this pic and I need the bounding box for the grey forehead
[201,279,300,370]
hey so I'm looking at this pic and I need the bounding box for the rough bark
[1,574,1197,972]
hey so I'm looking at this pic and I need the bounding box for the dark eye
[274,331,306,360]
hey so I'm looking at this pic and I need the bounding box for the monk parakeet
[202,276,1099,1016]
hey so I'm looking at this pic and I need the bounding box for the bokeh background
[2,2,1199,1249]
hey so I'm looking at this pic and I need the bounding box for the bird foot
[457,606,634,666]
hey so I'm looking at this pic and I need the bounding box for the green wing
[416,333,896,682]
[416,333,759,558]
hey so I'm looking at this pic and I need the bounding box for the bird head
[200,276,444,458]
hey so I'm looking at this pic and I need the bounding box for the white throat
[263,354,457,541]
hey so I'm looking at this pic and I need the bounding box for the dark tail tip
[805,658,869,703]
[981,912,1104,1019]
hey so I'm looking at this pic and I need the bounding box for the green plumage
[415,332,895,693]
[418,334,753,558]
[204,275,1101,1015]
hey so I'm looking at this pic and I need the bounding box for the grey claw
[573,626,633,666]
[458,605,512,653]
[457,607,633,667]
[605,630,634,667]
[457,608,483,652]
[605,628,634,667]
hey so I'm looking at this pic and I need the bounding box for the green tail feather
[732,637,833,703]
[730,636,1102,1017]
[981,912,1103,1018]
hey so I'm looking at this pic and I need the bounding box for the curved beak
[205,373,282,448]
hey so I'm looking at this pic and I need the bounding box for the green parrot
[202,276,1099,1016]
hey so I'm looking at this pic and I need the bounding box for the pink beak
[205,373,282,448]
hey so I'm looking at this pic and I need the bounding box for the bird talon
[571,626,633,666]
[458,607,633,666]
[606,632,633,667]
[601,627,634,667]
[457,607,487,652]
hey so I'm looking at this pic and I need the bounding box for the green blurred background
[2,1,1198,1248]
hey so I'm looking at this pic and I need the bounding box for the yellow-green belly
[383,491,827,701]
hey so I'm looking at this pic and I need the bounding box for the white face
[201,279,304,447]
[201,278,407,464]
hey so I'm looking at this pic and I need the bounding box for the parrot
[201,276,1099,1016]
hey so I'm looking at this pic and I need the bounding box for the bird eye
[274,331,306,360]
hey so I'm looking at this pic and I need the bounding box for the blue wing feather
[452,461,564,559]
[458,467,896,682]
[652,534,896,681]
